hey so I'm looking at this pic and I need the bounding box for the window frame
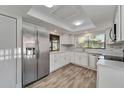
[78,34,106,49]
[50,34,60,51]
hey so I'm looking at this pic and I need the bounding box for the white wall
[0,9,22,87]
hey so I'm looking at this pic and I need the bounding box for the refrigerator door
[22,29,37,86]
[37,30,49,79]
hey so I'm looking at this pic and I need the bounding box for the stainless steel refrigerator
[22,26,49,87]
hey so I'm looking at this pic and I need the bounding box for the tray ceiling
[0,5,116,32]
[28,5,96,32]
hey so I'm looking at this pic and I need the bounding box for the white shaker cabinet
[80,53,89,67]
[74,53,81,65]
[50,52,70,72]
[65,52,69,64]
[50,54,60,72]
[59,53,65,67]
[89,54,98,69]
[60,34,75,45]
[70,52,75,63]
[55,54,61,69]
[74,52,88,67]
[50,52,96,73]
[50,54,56,72]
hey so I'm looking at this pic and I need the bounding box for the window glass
[50,34,60,51]
[78,36,89,48]
[89,34,105,48]
[78,34,105,49]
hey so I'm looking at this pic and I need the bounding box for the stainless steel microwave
[109,24,116,42]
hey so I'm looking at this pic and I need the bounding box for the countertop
[50,51,102,55]
[97,58,124,70]
[49,51,72,54]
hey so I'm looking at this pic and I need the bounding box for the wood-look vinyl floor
[27,64,96,88]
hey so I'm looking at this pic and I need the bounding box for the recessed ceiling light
[54,30,57,33]
[45,5,54,8]
[73,20,84,26]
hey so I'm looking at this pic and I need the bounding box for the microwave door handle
[109,28,113,41]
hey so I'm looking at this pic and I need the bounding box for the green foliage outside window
[78,34,105,49]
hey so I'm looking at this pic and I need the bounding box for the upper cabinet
[60,34,75,45]
[113,5,124,42]
[107,5,124,44]
[114,6,121,42]
[120,6,124,41]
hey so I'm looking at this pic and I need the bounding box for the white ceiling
[28,5,96,32]
[0,5,116,33]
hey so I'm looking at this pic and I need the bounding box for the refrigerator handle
[36,30,40,59]
[37,41,40,59]
[36,49,39,59]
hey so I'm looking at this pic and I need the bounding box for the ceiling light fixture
[54,29,57,33]
[45,5,54,8]
[73,20,84,26]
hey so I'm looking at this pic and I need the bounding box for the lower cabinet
[50,54,53,72]
[74,53,81,65]
[50,54,56,72]
[50,52,71,72]
[50,52,97,73]
[80,53,89,67]
[70,52,75,63]
[59,53,65,67]
[74,53,88,67]
[89,54,98,69]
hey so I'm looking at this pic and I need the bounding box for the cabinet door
[59,53,65,67]
[55,54,60,70]
[60,34,68,44]
[74,53,81,65]
[89,55,97,69]
[80,53,88,67]
[50,54,59,72]
[70,52,75,63]
[69,35,75,44]
[60,34,74,44]
[65,52,70,65]
[50,54,55,72]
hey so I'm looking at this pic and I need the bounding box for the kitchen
[0,5,124,88]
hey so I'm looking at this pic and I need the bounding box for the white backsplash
[81,43,124,57]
